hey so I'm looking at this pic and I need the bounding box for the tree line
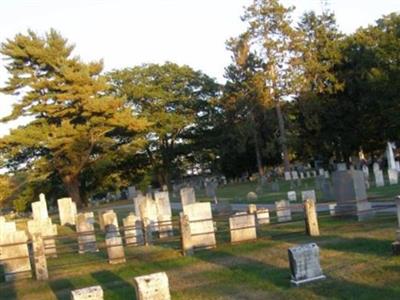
[0,0,399,209]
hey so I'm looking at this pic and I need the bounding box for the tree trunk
[62,175,83,208]
[275,101,290,172]
[250,112,265,176]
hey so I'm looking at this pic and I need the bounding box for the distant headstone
[362,165,369,179]
[57,197,77,226]
[133,272,171,300]
[300,172,305,179]
[291,171,299,180]
[180,187,196,206]
[122,213,144,246]
[154,191,172,217]
[229,213,257,243]
[324,171,330,179]
[31,194,48,220]
[336,163,347,171]
[139,198,159,232]
[98,209,114,230]
[101,210,119,231]
[256,208,270,225]
[373,162,380,173]
[204,179,218,203]
[288,243,326,286]
[76,212,98,253]
[301,190,316,202]
[284,172,291,181]
[127,186,137,200]
[374,170,385,187]
[71,286,104,300]
[388,169,398,185]
[271,182,280,192]
[134,194,146,218]
[246,191,258,201]
[183,202,216,249]
[275,200,292,222]
[287,191,297,202]
[318,169,325,176]
[332,170,373,220]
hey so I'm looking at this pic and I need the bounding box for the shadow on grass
[319,236,392,257]
[91,270,136,299]
[49,278,75,300]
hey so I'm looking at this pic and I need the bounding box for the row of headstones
[284,169,329,181]
[72,241,326,300]
[180,198,320,255]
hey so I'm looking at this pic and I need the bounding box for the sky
[0,0,399,136]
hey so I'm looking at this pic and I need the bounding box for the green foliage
[0,30,148,207]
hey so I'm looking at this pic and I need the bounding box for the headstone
[387,142,397,170]
[362,165,369,179]
[204,179,218,203]
[321,181,334,200]
[76,212,98,253]
[101,210,119,231]
[71,286,104,300]
[301,190,316,202]
[183,202,216,249]
[247,204,257,214]
[311,170,317,177]
[31,194,48,221]
[329,203,337,216]
[324,170,330,179]
[306,171,311,178]
[180,187,196,206]
[134,194,146,218]
[105,224,126,264]
[318,169,325,176]
[332,170,373,220]
[0,230,32,281]
[127,186,137,200]
[275,200,292,222]
[27,218,58,257]
[57,197,77,226]
[373,162,380,173]
[229,213,257,243]
[291,171,299,180]
[246,191,258,201]
[139,198,159,232]
[256,208,270,225]
[284,171,291,181]
[271,181,280,192]
[388,169,398,185]
[154,191,172,217]
[300,172,305,179]
[374,170,385,187]
[133,272,171,300]
[288,243,326,286]
[288,191,297,202]
[336,163,347,171]
[179,213,193,256]
[303,199,319,236]
[32,233,48,280]
[122,213,144,246]
[98,209,114,230]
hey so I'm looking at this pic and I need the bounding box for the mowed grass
[1,212,400,300]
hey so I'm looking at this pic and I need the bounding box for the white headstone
[256,208,270,225]
[180,187,196,206]
[133,272,171,300]
[275,200,292,222]
[57,197,77,225]
[301,190,316,202]
[122,213,143,246]
[284,172,291,181]
[71,285,104,300]
[76,212,97,253]
[291,171,299,180]
[287,191,297,202]
[229,213,257,243]
[387,142,397,170]
[388,169,398,185]
[375,170,385,187]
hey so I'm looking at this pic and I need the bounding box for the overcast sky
[0,0,399,136]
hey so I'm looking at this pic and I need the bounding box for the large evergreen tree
[0,30,148,207]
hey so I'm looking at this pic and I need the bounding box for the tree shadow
[91,270,136,299]
[49,278,75,300]
[319,236,392,257]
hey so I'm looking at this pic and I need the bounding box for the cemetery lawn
[1,213,400,299]
[194,178,400,204]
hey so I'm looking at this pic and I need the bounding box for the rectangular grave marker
[180,187,196,206]
[229,213,257,243]
[134,272,171,300]
[76,212,98,253]
[275,200,292,222]
[57,197,77,226]
[71,285,104,300]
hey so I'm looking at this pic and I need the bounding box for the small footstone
[71,285,103,300]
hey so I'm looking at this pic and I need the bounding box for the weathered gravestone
[204,179,218,203]
[0,230,32,281]
[183,202,216,250]
[256,208,270,225]
[288,243,326,286]
[139,197,159,233]
[284,171,291,181]
[71,285,104,300]
[229,213,257,243]
[31,233,48,280]
[57,197,77,226]
[362,165,369,179]
[134,194,146,218]
[105,223,126,264]
[133,272,171,300]
[332,170,373,220]
[291,171,299,180]
[76,212,98,253]
[288,191,297,202]
[98,209,114,231]
[127,186,137,201]
[374,170,385,187]
[388,169,398,185]
[27,218,58,257]
[303,199,320,236]
[123,213,144,246]
[275,200,292,222]
[180,187,196,206]
[301,190,316,202]
[154,191,173,238]
[31,193,48,221]
[318,169,325,176]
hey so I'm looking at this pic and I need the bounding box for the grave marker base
[291,275,326,286]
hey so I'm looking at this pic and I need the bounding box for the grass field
[1,211,400,300]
